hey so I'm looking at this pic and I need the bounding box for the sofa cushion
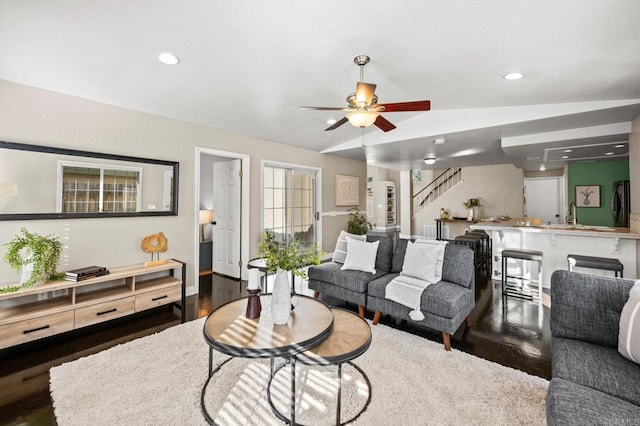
[341,238,379,274]
[552,337,640,406]
[441,244,474,288]
[308,261,387,293]
[619,280,640,363]
[547,377,640,426]
[368,275,471,319]
[366,235,393,273]
[332,230,366,264]
[415,239,447,281]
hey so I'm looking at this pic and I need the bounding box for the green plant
[463,198,482,209]
[258,230,323,279]
[347,209,372,235]
[2,228,63,293]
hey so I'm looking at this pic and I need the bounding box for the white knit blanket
[385,275,433,321]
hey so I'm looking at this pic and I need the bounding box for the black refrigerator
[612,180,631,227]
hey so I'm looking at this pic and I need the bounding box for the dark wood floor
[0,274,550,425]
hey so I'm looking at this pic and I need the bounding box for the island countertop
[470,218,639,286]
[471,218,640,240]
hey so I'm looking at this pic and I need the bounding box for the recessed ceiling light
[503,72,524,80]
[605,152,614,155]
[526,156,540,161]
[434,139,445,145]
[326,119,337,125]
[615,144,625,148]
[561,155,569,159]
[563,149,572,153]
[158,52,180,65]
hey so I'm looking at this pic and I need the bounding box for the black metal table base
[267,359,372,426]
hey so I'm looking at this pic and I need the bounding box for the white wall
[412,164,525,237]
[0,80,367,291]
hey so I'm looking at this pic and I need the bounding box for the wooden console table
[0,259,185,350]
[435,218,478,240]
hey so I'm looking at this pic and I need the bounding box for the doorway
[524,177,565,224]
[195,148,250,293]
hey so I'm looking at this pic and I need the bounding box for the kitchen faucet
[567,201,577,226]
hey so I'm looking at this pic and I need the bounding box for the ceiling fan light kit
[299,55,431,133]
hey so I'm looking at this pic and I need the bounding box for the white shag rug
[50,318,548,425]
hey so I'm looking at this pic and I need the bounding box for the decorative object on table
[334,174,359,206]
[439,207,449,220]
[199,210,214,242]
[2,227,64,293]
[258,230,322,324]
[64,265,109,282]
[575,185,600,207]
[140,232,168,266]
[245,269,262,319]
[463,197,482,221]
[347,208,373,235]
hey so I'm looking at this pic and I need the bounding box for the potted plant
[258,230,322,324]
[347,208,373,235]
[463,197,482,221]
[3,228,64,293]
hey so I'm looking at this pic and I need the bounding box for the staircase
[412,168,462,218]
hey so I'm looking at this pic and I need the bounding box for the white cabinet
[371,181,396,229]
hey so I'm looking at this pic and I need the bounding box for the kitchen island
[470,218,640,287]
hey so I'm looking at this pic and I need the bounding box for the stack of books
[64,266,109,282]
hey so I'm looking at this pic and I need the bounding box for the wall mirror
[0,141,179,220]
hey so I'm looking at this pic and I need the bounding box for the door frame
[195,147,250,293]
[260,159,323,252]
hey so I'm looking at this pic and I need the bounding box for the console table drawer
[0,310,75,349]
[135,285,181,312]
[75,297,134,328]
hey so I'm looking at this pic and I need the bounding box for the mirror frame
[0,141,179,220]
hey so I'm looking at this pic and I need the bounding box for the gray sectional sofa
[308,236,475,350]
[547,270,640,424]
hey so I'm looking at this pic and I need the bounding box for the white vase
[467,207,475,221]
[20,262,45,286]
[271,268,291,325]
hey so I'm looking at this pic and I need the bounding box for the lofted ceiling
[1,1,639,171]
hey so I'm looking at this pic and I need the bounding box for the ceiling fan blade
[378,100,431,112]
[325,117,348,131]
[374,115,397,132]
[355,82,377,106]
[299,106,346,111]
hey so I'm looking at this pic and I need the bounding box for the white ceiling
[1,1,639,171]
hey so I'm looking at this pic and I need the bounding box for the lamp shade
[346,110,379,128]
[199,209,213,225]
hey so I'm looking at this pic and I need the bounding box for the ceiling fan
[299,55,431,132]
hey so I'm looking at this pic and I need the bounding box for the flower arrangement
[463,198,482,209]
[257,230,322,279]
[2,228,64,293]
[347,209,373,235]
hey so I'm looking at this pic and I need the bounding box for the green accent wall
[567,159,629,226]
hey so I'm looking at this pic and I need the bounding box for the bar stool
[454,233,485,278]
[501,249,543,305]
[466,229,492,276]
[567,254,623,278]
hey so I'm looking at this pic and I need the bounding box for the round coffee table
[201,294,334,425]
[267,307,372,425]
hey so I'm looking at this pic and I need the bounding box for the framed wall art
[575,185,600,208]
[334,174,359,206]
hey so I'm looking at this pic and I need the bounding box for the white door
[524,177,564,224]
[212,159,241,278]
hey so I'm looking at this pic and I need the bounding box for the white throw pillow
[332,230,367,264]
[619,280,640,363]
[414,239,448,281]
[400,241,440,283]
[340,238,379,274]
